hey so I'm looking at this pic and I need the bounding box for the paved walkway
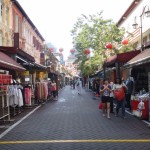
[0,86,150,150]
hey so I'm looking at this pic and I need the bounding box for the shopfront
[104,50,140,81]
[124,49,150,121]
[0,51,26,121]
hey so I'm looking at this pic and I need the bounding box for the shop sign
[39,72,44,79]
[40,53,45,65]
[24,71,29,76]
[44,73,48,79]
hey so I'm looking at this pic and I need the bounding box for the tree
[71,11,133,76]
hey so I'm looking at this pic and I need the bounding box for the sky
[17,0,134,60]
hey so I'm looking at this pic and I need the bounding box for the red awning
[125,49,150,67]
[0,52,26,71]
[105,50,141,67]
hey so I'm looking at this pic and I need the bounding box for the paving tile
[0,86,150,149]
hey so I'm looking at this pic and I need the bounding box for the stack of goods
[0,73,12,119]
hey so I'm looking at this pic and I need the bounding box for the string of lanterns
[106,39,129,49]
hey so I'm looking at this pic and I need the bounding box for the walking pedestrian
[99,79,103,102]
[76,78,82,95]
[95,80,100,96]
[51,80,57,100]
[73,80,76,89]
[109,81,114,113]
[113,78,127,119]
[100,78,111,119]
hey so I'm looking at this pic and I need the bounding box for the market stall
[131,94,149,120]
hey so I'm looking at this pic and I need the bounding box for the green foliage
[71,12,133,76]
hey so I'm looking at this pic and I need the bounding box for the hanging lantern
[122,39,128,45]
[59,48,64,53]
[106,43,113,49]
[70,49,75,54]
[84,49,90,55]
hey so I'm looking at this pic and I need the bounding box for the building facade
[12,0,44,64]
[117,0,150,49]
[0,0,12,46]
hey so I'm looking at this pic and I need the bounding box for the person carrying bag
[113,78,127,119]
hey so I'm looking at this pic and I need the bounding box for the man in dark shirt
[126,76,134,110]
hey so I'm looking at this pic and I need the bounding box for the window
[15,15,19,32]
[0,0,2,22]
[0,31,2,46]
[5,6,9,25]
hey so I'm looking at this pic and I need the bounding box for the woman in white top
[76,78,82,95]
[113,78,127,119]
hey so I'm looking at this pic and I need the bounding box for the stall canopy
[105,50,141,67]
[33,62,47,70]
[124,49,150,68]
[0,51,26,71]
[0,46,35,62]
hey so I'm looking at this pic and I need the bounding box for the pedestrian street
[0,86,150,150]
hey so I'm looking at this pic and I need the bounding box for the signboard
[24,71,29,76]
[40,53,45,65]
[44,73,48,79]
[39,72,44,80]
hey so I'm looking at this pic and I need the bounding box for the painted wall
[0,0,12,46]
[12,1,44,64]
[119,0,150,48]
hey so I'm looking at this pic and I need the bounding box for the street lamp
[132,5,150,51]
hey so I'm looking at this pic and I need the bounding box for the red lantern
[70,49,75,54]
[84,49,90,55]
[59,48,64,52]
[106,43,113,49]
[122,39,128,45]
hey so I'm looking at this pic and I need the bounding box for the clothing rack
[9,84,24,116]
[35,82,48,104]
[0,71,11,122]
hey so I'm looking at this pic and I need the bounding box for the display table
[131,99,149,120]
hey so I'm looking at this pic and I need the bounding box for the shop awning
[16,55,28,64]
[105,50,141,67]
[0,46,35,62]
[34,63,47,69]
[124,49,150,67]
[0,52,26,71]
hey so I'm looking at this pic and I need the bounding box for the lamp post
[132,5,150,51]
